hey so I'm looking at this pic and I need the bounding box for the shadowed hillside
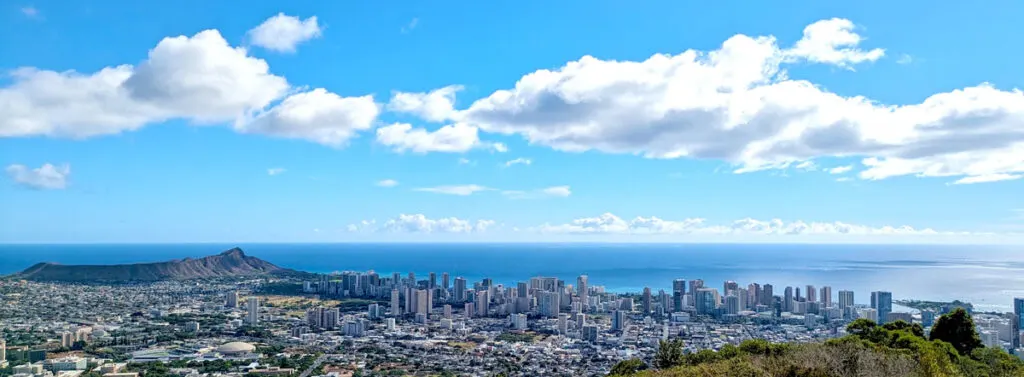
[13,247,289,282]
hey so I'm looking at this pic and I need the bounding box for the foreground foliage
[610,309,1023,377]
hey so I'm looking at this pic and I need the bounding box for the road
[298,354,329,377]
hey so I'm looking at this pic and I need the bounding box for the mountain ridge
[12,247,292,282]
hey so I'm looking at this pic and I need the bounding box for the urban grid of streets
[0,272,1020,377]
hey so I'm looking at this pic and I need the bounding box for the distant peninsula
[12,247,292,283]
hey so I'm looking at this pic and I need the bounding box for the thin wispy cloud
[414,184,491,196]
[377,179,398,187]
[401,18,418,33]
[504,157,531,167]
[828,165,853,174]
[267,168,286,176]
[20,6,39,18]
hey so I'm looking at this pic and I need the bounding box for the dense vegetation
[610,308,1023,377]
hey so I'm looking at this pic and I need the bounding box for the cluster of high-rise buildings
[296,270,1024,353]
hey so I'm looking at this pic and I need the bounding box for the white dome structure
[217,341,256,355]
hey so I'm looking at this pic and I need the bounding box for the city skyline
[2,1,1024,244]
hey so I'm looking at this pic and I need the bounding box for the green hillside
[610,308,1024,377]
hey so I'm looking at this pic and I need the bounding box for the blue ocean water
[1,243,1022,311]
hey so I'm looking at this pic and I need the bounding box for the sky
[1,0,1023,243]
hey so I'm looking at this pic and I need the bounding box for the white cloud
[541,185,572,197]
[785,18,885,68]
[504,157,532,167]
[896,54,913,65]
[21,6,39,17]
[836,177,852,182]
[413,184,491,196]
[5,163,69,190]
[379,214,494,233]
[376,122,484,153]
[0,28,379,146]
[236,88,379,147]
[539,212,972,237]
[247,13,323,53]
[951,174,1021,185]
[377,179,398,187]
[502,185,572,199]
[794,161,817,171]
[828,165,853,174]
[267,167,286,175]
[458,158,472,165]
[450,18,1024,185]
[387,85,462,123]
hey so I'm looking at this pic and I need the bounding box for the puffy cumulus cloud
[1,27,379,146]
[376,123,504,153]
[377,214,495,233]
[413,184,491,196]
[236,88,379,147]
[247,13,322,53]
[5,163,70,190]
[785,18,885,68]
[539,213,974,237]
[446,18,1024,185]
[502,185,572,199]
[387,85,463,123]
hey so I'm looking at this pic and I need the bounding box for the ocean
[1,243,1022,311]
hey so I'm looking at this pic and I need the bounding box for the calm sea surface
[1,243,1022,311]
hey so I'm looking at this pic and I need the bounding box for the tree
[608,358,647,376]
[882,320,925,338]
[654,339,684,369]
[929,308,983,356]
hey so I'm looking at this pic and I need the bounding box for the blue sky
[1,0,1023,243]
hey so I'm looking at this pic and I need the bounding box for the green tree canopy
[929,308,984,356]
[654,339,684,369]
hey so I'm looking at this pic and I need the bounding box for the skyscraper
[723,281,739,296]
[390,289,400,316]
[429,272,437,289]
[672,279,686,312]
[784,287,794,312]
[517,281,529,299]
[415,289,429,315]
[476,290,489,316]
[642,287,652,314]
[539,291,561,317]
[725,294,740,315]
[694,288,719,316]
[1,338,6,365]
[838,290,855,319]
[1013,297,1023,349]
[442,272,450,291]
[806,285,817,302]
[762,284,774,306]
[226,291,239,308]
[454,277,467,302]
[820,286,832,307]
[576,275,589,311]
[246,297,260,325]
[871,291,893,324]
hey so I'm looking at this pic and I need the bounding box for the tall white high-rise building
[838,290,854,315]
[725,294,740,315]
[390,289,400,316]
[476,291,489,317]
[576,275,589,311]
[415,289,429,315]
[820,286,833,307]
[539,291,561,317]
[1,338,6,364]
[443,304,452,319]
[558,313,569,334]
[246,297,260,325]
